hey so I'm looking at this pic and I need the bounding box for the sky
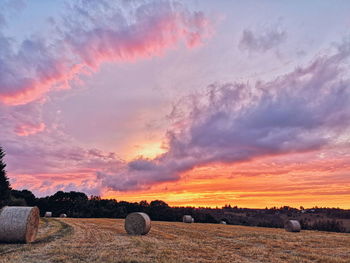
[1,0,350,208]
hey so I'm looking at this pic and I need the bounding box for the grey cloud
[239,27,286,53]
[98,42,350,191]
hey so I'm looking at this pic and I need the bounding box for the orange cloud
[103,150,350,209]
[14,122,46,136]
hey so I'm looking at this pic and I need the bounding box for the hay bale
[183,215,193,223]
[124,212,151,235]
[284,220,301,232]
[0,206,40,243]
[45,212,52,217]
[59,213,67,218]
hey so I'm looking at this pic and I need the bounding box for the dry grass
[0,218,349,263]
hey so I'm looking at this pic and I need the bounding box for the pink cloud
[10,172,103,197]
[0,1,212,197]
[14,122,46,136]
[0,0,211,105]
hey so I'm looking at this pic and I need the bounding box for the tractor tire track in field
[1,218,350,263]
[0,218,72,259]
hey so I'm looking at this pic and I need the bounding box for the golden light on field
[2,218,350,263]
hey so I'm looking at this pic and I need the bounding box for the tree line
[0,147,216,222]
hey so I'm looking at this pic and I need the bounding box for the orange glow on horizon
[103,151,350,209]
[10,149,350,209]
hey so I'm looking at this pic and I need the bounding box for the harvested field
[0,218,349,263]
[0,218,71,257]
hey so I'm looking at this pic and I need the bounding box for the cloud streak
[0,0,211,105]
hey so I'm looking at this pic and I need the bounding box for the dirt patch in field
[0,218,349,263]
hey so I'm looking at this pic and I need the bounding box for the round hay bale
[59,213,67,218]
[183,215,193,223]
[284,220,301,232]
[45,212,52,217]
[0,206,40,243]
[124,212,151,235]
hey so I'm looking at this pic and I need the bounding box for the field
[0,218,349,263]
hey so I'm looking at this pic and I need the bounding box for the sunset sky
[1,0,350,208]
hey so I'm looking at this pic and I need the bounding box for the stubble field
[0,218,349,263]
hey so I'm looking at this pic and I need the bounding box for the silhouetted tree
[0,147,11,207]
[11,189,36,206]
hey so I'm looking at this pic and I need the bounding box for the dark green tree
[0,147,11,207]
[11,189,36,206]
